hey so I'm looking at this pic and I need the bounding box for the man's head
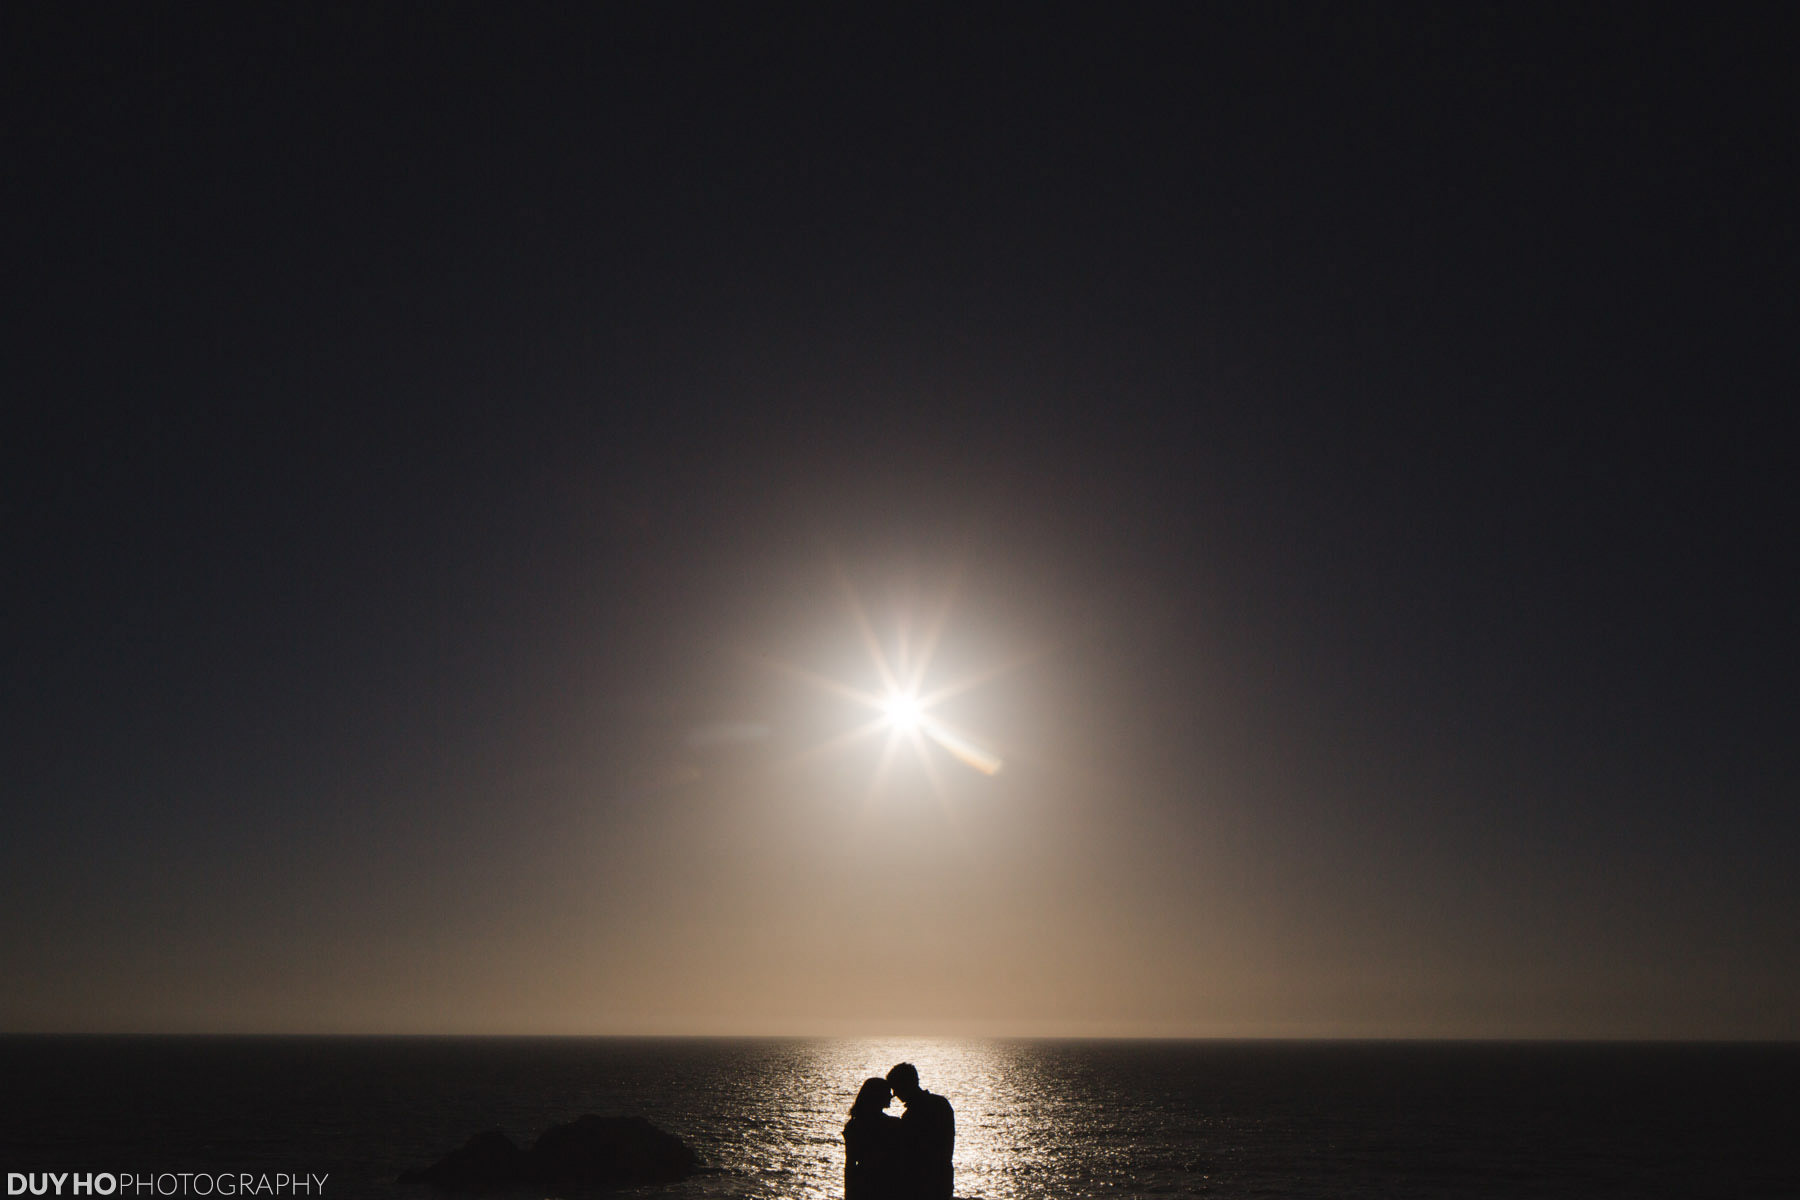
[886,1061,922,1104]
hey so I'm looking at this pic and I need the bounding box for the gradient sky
[5,7,1794,1038]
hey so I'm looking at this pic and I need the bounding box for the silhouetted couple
[843,1062,955,1200]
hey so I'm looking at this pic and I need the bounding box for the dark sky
[4,5,1794,1036]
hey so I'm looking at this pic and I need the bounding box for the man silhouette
[886,1062,954,1200]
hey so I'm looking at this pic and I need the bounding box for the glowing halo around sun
[766,571,1019,800]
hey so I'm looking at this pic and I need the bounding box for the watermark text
[8,1174,328,1196]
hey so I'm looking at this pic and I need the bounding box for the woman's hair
[849,1076,892,1117]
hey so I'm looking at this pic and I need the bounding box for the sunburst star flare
[768,572,1021,795]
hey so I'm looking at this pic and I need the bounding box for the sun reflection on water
[617,1037,1249,1200]
[723,1037,1072,1200]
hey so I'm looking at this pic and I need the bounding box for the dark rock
[400,1115,700,1193]
[397,1129,525,1190]
[527,1114,701,1189]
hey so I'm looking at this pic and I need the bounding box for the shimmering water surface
[2,1037,1794,1199]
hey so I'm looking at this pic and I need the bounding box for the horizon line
[3,1029,1793,1044]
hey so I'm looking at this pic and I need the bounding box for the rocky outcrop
[399,1115,700,1192]
[529,1115,699,1190]
[398,1129,524,1190]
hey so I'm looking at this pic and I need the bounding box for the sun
[765,569,1023,793]
[881,690,923,733]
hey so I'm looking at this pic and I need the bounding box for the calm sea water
[1,1037,1794,1199]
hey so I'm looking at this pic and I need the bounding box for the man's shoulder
[902,1091,952,1117]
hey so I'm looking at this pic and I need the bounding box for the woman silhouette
[844,1076,905,1199]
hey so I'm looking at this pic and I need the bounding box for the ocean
[1,1037,1794,1199]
